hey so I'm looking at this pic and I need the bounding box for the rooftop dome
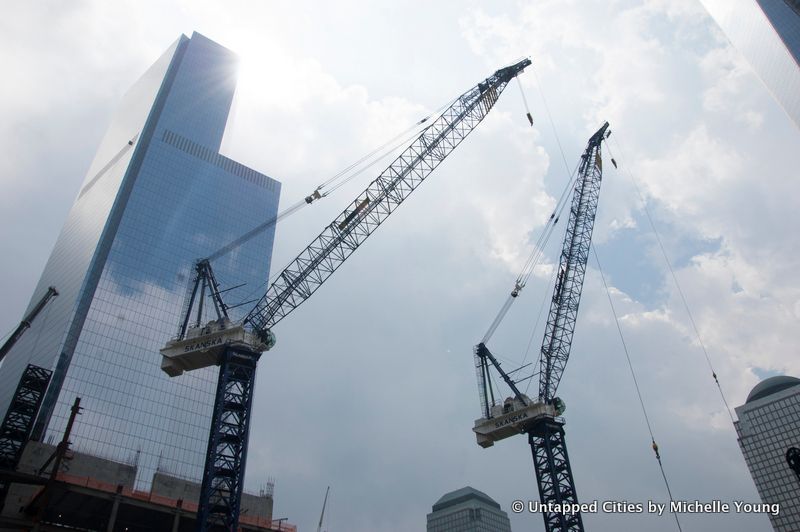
[746,375,800,403]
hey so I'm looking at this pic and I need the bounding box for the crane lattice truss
[538,126,605,402]
[0,365,52,469]
[0,364,52,512]
[180,59,531,531]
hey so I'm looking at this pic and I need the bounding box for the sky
[1,1,799,531]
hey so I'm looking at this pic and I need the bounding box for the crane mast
[161,59,531,532]
[472,122,609,532]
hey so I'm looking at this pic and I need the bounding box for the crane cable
[603,138,736,425]
[480,162,579,344]
[532,66,572,180]
[522,264,559,396]
[516,76,534,127]
[480,62,582,366]
[206,123,432,264]
[593,247,683,532]
[518,62,581,385]
[483,61,583,356]
[314,99,453,196]
[480,123,581,344]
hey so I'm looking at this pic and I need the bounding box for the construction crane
[472,122,610,532]
[0,286,58,363]
[160,58,531,531]
[317,486,330,532]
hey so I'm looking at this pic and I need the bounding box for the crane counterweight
[160,319,266,377]
[473,397,556,448]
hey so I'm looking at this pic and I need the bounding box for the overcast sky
[1,1,799,531]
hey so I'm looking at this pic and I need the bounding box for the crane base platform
[473,399,557,448]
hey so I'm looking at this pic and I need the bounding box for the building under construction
[0,439,290,531]
[0,376,295,531]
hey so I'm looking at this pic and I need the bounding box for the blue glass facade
[701,0,800,128]
[0,32,280,487]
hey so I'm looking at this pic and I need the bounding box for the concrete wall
[16,441,137,487]
[152,471,273,521]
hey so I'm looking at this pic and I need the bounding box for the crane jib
[243,59,532,336]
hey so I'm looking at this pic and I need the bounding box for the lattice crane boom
[538,121,608,402]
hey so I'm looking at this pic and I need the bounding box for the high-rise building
[734,375,800,531]
[700,0,800,128]
[426,486,512,532]
[0,32,281,489]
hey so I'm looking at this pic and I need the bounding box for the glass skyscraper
[734,376,800,531]
[700,0,800,128]
[0,32,281,489]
